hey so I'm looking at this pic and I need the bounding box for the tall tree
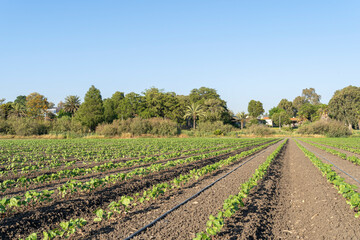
[277,99,295,116]
[247,100,264,118]
[0,102,13,119]
[189,87,220,104]
[328,85,360,130]
[11,102,27,118]
[183,102,206,129]
[116,92,144,120]
[272,111,291,128]
[64,95,81,115]
[292,96,307,115]
[302,88,321,105]
[75,86,104,131]
[26,92,49,118]
[14,95,26,106]
[269,107,283,118]
[103,91,125,122]
[298,103,318,122]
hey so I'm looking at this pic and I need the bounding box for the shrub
[0,119,13,134]
[148,118,179,136]
[95,123,118,136]
[8,117,50,136]
[51,117,89,134]
[298,119,351,137]
[247,125,274,136]
[213,129,223,135]
[96,117,179,137]
[196,121,235,136]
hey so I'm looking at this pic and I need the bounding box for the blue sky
[1,1,359,113]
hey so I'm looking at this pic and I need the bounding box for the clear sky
[1,1,359,113]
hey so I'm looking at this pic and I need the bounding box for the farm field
[1,137,360,239]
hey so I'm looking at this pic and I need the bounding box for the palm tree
[235,112,248,130]
[64,95,81,115]
[184,103,206,129]
[11,103,27,117]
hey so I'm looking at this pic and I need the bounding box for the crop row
[301,140,360,166]
[296,141,360,218]
[1,139,277,215]
[0,138,250,163]
[0,139,267,192]
[92,139,280,223]
[0,138,257,176]
[194,139,287,239]
[307,138,360,154]
[19,139,281,240]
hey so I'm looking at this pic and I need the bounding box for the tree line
[0,85,359,136]
[0,86,232,135]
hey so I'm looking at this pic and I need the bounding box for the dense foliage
[297,119,351,137]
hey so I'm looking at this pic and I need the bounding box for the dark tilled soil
[0,143,269,240]
[94,141,282,240]
[214,140,286,239]
[300,140,360,189]
[217,139,360,240]
[0,143,249,197]
[309,141,360,159]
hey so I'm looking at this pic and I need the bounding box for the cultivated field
[1,137,360,239]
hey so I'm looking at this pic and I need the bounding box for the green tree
[298,103,318,122]
[64,95,81,115]
[75,85,104,131]
[269,107,282,118]
[11,102,27,118]
[302,88,321,105]
[292,96,307,116]
[26,92,49,119]
[234,111,248,129]
[277,99,295,116]
[189,87,220,104]
[103,91,125,123]
[116,92,144,120]
[328,85,360,130]
[272,111,291,128]
[0,102,13,119]
[247,100,264,118]
[14,95,26,106]
[183,102,206,129]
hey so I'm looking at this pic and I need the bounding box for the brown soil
[0,143,249,197]
[82,140,283,240]
[309,140,360,159]
[299,140,360,189]
[0,142,270,240]
[217,139,360,239]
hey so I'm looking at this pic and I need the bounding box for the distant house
[290,117,300,127]
[47,108,58,115]
[262,116,273,126]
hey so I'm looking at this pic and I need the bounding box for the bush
[0,119,13,134]
[247,125,274,136]
[96,117,179,137]
[95,122,118,136]
[148,118,179,136]
[51,116,89,134]
[298,119,351,137]
[8,117,50,136]
[195,121,235,136]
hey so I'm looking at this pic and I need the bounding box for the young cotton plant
[296,141,360,218]
[194,139,287,240]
